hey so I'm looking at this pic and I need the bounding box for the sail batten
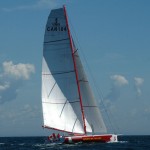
[42,70,75,76]
[43,100,80,104]
[44,38,69,44]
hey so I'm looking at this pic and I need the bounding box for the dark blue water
[0,135,150,150]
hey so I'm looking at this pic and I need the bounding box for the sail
[42,8,84,134]
[42,7,107,134]
[74,51,107,133]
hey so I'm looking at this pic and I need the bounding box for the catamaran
[41,6,118,144]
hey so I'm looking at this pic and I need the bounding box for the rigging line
[83,106,98,108]
[68,14,119,133]
[44,38,69,43]
[59,100,67,117]
[90,73,120,133]
[68,15,94,125]
[83,55,117,133]
[42,70,74,76]
[73,49,78,54]
[48,82,56,98]
[64,5,87,135]
[72,118,78,133]
[79,79,88,82]
[80,50,119,133]
[69,27,94,124]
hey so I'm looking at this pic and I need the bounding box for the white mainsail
[42,7,107,134]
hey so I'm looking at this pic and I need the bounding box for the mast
[63,5,87,134]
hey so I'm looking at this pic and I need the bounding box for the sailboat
[42,6,118,144]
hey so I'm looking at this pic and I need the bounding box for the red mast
[63,5,86,134]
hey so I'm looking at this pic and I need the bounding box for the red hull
[64,134,117,144]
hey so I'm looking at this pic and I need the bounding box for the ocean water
[0,135,150,150]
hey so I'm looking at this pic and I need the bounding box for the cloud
[134,77,144,86]
[2,61,35,80]
[105,85,120,101]
[105,75,128,101]
[0,81,21,104]
[0,61,35,104]
[21,104,40,118]
[0,82,10,91]
[2,0,58,12]
[110,75,129,87]
[134,77,144,96]
[0,104,41,124]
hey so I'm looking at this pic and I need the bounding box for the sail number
[47,26,67,32]
[47,18,67,32]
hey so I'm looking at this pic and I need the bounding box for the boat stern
[109,134,118,143]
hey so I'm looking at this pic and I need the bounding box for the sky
[0,0,150,137]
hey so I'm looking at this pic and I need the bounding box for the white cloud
[134,77,144,96]
[3,61,35,80]
[134,77,144,86]
[105,75,128,101]
[111,75,129,87]
[0,81,20,104]
[0,82,10,91]
[0,61,35,104]
[2,0,58,12]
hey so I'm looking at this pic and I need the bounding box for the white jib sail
[74,51,107,133]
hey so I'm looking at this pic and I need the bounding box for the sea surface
[0,135,150,150]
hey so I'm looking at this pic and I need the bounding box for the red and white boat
[63,134,118,144]
[41,6,118,144]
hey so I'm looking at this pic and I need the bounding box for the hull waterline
[63,134,118,144]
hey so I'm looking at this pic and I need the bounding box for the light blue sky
[0,0,150,136]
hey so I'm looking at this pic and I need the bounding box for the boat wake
[117,141,128,143]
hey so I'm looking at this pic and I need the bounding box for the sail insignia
[47,18,67,32]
